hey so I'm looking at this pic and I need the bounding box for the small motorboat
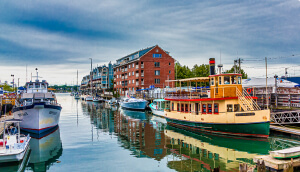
[0,119,31,163]
[85,95,93,101]
[120,98,148,111]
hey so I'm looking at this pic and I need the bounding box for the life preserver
[247,88,252,94]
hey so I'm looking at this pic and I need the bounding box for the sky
[1,0,300,86]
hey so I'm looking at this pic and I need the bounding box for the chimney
[209,58,215,75]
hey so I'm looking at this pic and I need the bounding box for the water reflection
[25,126,62,172]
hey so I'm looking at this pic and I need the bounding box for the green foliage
[0,83,16,92]
[175,62,248,85]
[225,66,248,79]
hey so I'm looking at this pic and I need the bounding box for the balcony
[141,81,144,85]
[125,76,128,79]
[121,76,124,79]
[121,69,124,72]
[136,82,139,86]
[141,72,144,77]
[136,73,139,77]
[136,65,139,69]
[141,64,144,68]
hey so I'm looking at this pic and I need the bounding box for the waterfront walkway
[270,124,300,136]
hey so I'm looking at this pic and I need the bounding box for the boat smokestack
[209,58,215,75]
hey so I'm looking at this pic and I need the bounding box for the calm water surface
[3,93,300,172]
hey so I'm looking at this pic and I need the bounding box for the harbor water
[3,93,300,172]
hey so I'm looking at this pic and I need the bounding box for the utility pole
[18,78,20,88]
[265,57,268,109]
[274,75,278,108]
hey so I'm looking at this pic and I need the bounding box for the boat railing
[236,88,261,111]
[165,89,210,99]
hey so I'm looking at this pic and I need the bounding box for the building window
[129,80,131,84]
[117,75,119,78]
[155,70,160,75]
[156,49,159,52]
[214,104,219,114]
[132,63,134,67]
[153,54,162,58]
[169,62,171,66]
[117,68,119,72]
[129,72,131,76]
[132,71,134,75]
[129,65,131,69]
[169,70,171,74]
[132,80,135,83]
[155,79,160,84]
[227,104,233,112]
[154,62,160,67]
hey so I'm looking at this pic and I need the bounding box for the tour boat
[12,69,62,134]
[164,58,270,138]
[149,99,170,117]
[0,119,31,163]
[120,98,148,110]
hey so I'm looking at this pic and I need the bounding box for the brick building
[114,45,175,96]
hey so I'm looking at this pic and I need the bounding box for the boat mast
[90,58,92,96]
[77,70,78,92]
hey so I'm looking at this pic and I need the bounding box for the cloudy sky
[1,0,300,85]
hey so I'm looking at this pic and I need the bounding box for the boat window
[234,104,240,112]
[224,76,230,84]
[190,104,191,113]
[177,103,180,111]
[238,77,241,84]
[219,76,222,85]
[202,104,206,113]
[28,84,33,88]
[41,84,46,88]
[210,78,214,86]
[181,104,184,112]
[231,76,237,84]
[153,101,157,105]
[185,104,188,112]
[172,103,174,111]
[214,103,219,114]
[207,104,212,113]
[227,104,233,112]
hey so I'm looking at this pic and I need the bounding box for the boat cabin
[26,80,48,93]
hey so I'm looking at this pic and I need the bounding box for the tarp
[242,78,298,88]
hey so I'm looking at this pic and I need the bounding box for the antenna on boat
[35,68,38,81]
[218,50,223,74]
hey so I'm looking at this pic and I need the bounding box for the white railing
[136,65,139,69]
[136,74,139,77]
[141,64,144,68]
[141,82,144,85]
[136,82,139,86]
[125,68,128,72]
[141,73,144,77]
[236,88,261,111]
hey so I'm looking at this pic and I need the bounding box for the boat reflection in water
[25,126,63,172]
[114,109,169,161]
[165,126,270,171]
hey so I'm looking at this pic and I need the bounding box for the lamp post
[11,74,14,92]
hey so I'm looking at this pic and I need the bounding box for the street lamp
[11,74,14,92]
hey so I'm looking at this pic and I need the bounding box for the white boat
[120,98,148,110]
[149,99,170,117]
[74,93,80,99]
[0,119,31,163]
[85,95,93,101]
[93,97,104,102]
[13,69,62,134]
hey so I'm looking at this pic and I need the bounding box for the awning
[165,77,210,82]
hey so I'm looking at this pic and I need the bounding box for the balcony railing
[136,74,139,77]
[121,76,124,79]
[141,82,144,85]
[125,68,128,72]
[136,82,139,86]
[141,64,144,68]
[121,69,124,72]
[136,65,139,69]
[125,76,128,79]
[141,73,144,77]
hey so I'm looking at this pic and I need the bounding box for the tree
[226,66,248,79]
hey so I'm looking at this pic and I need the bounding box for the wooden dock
[254,155,299,171]
[270,124,300,136]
